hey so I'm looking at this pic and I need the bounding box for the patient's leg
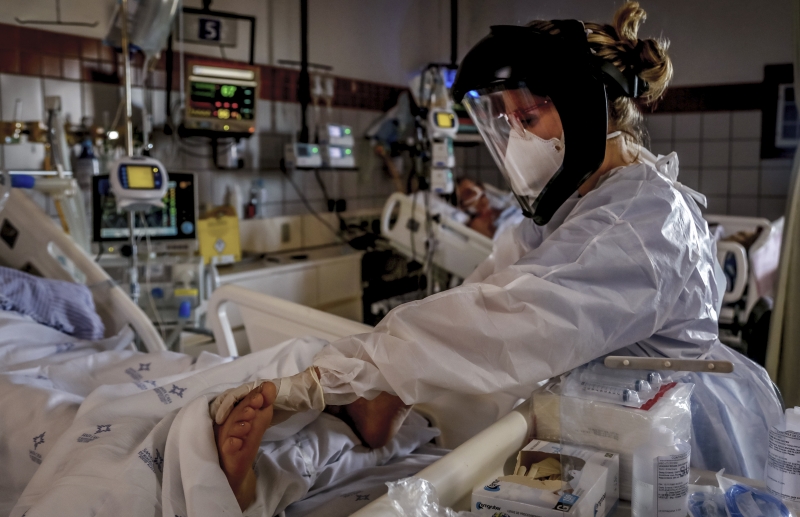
[338,392,412,449]
[214,382,276,511]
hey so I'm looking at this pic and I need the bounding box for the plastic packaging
[632,426,690,517]
[689,490,727,517]
[767,407,800,505]
[563,362,666,408]
[533,378,693,500]
[386,477,471,517]
[717,470,792,517]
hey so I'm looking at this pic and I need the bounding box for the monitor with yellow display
[125,165,157,189]
[436,112,455,128]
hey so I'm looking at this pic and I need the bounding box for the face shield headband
[451,21,648,225]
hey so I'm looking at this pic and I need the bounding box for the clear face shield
[463,83,565,215]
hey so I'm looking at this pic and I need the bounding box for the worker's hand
[210,381,260,425]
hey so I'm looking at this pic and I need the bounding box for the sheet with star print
[0,310,441,517]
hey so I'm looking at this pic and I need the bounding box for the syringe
[579,370,656,397]
[565,380,643,407]
[585,362,665,389]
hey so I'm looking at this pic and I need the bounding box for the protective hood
[451,21,647,224]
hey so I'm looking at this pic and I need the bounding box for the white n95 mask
[502,129,565,198]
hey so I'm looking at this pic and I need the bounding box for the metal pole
[128,212,140,304]
[450,0,458,67]
[120,0,139,304]
[298,0,310,143]
[120,0,134,156]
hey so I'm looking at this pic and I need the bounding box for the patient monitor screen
[92,173,197,242]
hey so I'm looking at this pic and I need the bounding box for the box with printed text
[471,439,619,517]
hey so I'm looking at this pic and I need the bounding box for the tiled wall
[645,111,794,220]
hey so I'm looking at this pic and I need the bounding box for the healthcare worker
[215,2,783,480]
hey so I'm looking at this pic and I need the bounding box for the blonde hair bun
[526,2,672,146]
[589,1,673,105]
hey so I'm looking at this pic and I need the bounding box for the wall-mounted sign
[183,14,237,47]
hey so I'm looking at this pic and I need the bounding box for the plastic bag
[716,470,793,517]
[533,376,693,500]
[386,477,471,517]
[689,490,727,517]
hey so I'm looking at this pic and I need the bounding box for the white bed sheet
[0,313,441,517]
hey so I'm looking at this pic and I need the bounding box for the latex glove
[210,366,325,425]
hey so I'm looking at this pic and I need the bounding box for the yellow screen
[436,112,454,128]
[127,166,155,189]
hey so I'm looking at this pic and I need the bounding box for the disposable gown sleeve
[314,189,695,405]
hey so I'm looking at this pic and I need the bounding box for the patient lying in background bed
[0,268,443,517]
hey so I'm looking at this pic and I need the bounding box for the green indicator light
[345,148,352,155]
[220,85,237,97]
[344,128,351,135]
[312,147,319,153]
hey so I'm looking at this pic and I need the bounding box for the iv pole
[120,0,140,304]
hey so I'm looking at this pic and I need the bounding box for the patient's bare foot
[214,382,276,511]
[343,392,412,449]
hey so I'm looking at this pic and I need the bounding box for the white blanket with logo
[0,311,439,517]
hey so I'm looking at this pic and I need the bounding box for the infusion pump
[109,156,168,211]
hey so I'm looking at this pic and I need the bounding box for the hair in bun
[528,2,673,145]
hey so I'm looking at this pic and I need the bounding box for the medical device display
[321,124,354,147]
[93,172,197,253]
[108,156,168,211]
[184,61,258,135]
[284,142,323,169]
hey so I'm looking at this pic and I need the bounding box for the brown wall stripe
[0,22,405,112]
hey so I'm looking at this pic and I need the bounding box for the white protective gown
[313,152,784,479]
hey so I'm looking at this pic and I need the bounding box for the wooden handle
[603,356,734,373]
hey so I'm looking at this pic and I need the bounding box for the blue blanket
[0,266,104,340]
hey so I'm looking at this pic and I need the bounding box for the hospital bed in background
[0,189,166,352]
[381,192,493,279]
[706,215,782,361]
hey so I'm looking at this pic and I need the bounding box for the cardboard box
[471,440,619,517]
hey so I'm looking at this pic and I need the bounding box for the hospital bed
[706,215,782,355]
[381,192,493,279]
[0,189,166,352]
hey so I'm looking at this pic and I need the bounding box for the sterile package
[561,362,669,408]
[716,471,794,517]
[532,377,693,501]
[471,439,619,517]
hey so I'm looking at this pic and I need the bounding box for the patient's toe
[222,436,243,454]
[240,406,256,420]
[229,421,251,438]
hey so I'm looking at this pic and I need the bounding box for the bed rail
[0,189,165,352]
